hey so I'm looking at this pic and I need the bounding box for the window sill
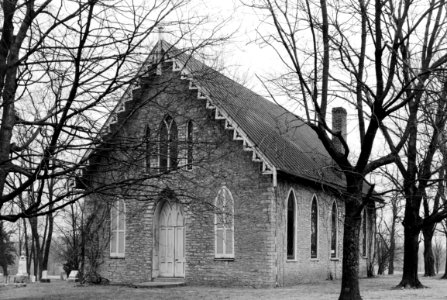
[286,259,297,263]
[330,258,339,261]
[214,257,234,262]
[110,256,125,259]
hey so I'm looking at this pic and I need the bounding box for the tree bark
[339,188,362,300]
[398,222,424,288]
[42,211,53,273]
[422,226,435,276]
[366,204,375,278]
[29,216,42,278]
[442,230,447,279]
[388,200,397,275]
[1,264,7,277]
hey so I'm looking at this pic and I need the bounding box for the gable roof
[161,41,345,188]
[93,40,355,192]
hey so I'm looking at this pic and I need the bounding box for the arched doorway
[158,201,185,277]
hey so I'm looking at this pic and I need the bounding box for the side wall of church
[274,176,371,286]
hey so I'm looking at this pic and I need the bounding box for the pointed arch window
[145,125,151,172]
[186,120,193,169]
[215,187,234,258]
[159,115,178,172]
[331,201,338,258]
[110,199,126,257]
[311,195,318,258]
[287,190,296,260]
[362,209,367,257]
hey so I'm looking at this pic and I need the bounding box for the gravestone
[60,272,67,280]
[17,254,27,275]
[14,253,29,283]
[67,270,79,282]
[40,270,50,283]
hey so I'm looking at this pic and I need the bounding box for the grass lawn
[1,274,446,300]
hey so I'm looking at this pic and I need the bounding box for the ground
[1,274,446,300]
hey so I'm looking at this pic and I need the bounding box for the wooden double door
[159,202,185,277]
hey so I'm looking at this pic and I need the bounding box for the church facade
[83,40,374,287]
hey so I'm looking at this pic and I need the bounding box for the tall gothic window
[110,200,126,257]
[145,125,151,172]
[362,209,367,257]
[311,195,318,258]
[331,201,337,258]
[287,190,296,260]
[186,120,193,169]
[215,187,234,258]
[159,115,178,172]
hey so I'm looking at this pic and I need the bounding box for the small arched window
[311,195,318,258]
[159,115,178,172]
[330,201,337,258]
[215,187,234,258]
[110,199,126,257]
[287,190,296,260]
[362,209,367,257]
[187,120,193,169]
[145,125,151,172]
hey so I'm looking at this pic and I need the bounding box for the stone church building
[83,40,375,287]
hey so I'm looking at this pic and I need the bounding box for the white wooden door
[159,203,185,277]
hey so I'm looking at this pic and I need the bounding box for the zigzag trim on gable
[171,57,277,185]
[94,48,278,187]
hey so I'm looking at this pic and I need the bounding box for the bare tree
[0,0,205,223]
[246,0,447,298]
[375,197,403,275]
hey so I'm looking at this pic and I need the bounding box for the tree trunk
[442,231,447,279]
[422,226,435,276]
[29,217,42,278]
[388,202,397,275]
[42,211,53,273]
[366,205,375,278]
[376,238,385,275]
[398,224,424,287]
[1,264,7,277]
[339,197,362,300]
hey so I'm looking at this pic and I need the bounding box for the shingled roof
[160,41,345,188]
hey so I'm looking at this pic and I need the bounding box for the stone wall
[90,62,277,287]
[274,177,345,285]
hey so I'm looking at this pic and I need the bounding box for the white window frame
[110,199,126,258]
[214,187,235,259]
[158,115,178,171]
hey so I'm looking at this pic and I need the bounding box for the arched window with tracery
[110,199,126,257]
[311,195,318,258]
[159,115,178,172]
[287,190,296,260]
[215,187,234,258]
[331,201,337,258]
